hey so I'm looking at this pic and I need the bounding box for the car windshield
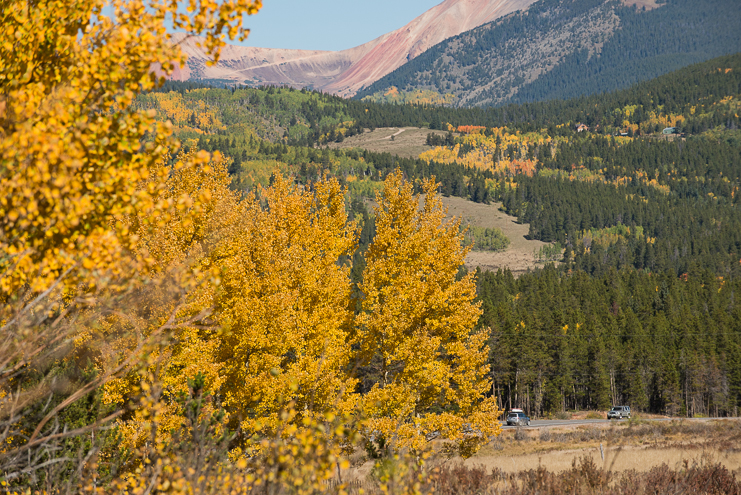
[611,407,621,411]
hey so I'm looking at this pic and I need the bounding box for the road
[499,418,711,429]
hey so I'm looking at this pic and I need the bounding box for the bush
[464,225,511,251]
[539,428,552,442]
[514,428,528,441]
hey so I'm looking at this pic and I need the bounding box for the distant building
[576,123,589,132]
[663,127,678,135]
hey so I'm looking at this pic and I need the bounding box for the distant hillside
[149,53,741,148]
[356,0,741,107]
[168,0,536,96]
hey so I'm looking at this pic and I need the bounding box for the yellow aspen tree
[107,166,360,451]
[0,0,262,479]
[356,170,501,456]
[99,148,240,453]
[0,0,261,313]
[213,174,359,440]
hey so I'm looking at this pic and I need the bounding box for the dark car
[506,411,530,426]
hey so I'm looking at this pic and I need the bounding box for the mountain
[356,0,741,107]
[168,0,537,96]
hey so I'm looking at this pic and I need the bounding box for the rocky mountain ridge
[358,0,741,107]
[168,0,537,96]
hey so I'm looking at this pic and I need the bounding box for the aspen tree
[356,170,500,455]
[0,0,263,478]
[106,165,360,449]
[0,0,261,306]
[214,175,359,437]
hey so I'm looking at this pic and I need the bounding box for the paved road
[499,417,711,429]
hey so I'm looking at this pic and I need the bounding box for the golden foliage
[213,175,359,437]
[1,0,502,488]
[102,166,500,464]
[356,171,501,455]
[138,92,225,134]
[0,0,261,305]
[104,154,360,449]
[419,127,548,177]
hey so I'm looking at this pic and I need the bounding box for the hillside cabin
[663,127,678,135]
[576,123,589,132]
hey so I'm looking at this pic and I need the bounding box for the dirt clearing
[439,196,552,276]
[329,127,448,158]
[621,0,661,10]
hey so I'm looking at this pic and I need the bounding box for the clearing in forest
[329,127,448,158]
[439,196,551,276]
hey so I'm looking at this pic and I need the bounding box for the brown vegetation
[421,457,741,495]
[339,420,741,494]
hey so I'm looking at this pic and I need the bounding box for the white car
[607,406,631,419]
[506,409,530,426]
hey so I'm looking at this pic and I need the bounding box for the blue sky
[240,0,442,52]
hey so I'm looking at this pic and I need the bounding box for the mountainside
[168,0,536,95]
[357,0,741,107]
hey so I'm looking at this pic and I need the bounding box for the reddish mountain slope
[169,0,536,96]
[325,0,537,96]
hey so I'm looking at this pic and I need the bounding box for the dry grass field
[439,196,552,276]
[328,127,449,158]
[341,420,741,494]
[469,420,741,474]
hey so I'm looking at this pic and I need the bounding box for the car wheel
[527,420,530,426]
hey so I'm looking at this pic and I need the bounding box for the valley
[6,1,741,491]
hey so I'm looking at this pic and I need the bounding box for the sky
[239,0,443,52]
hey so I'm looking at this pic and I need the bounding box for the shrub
[463,225,511,251]
[539,428,552,442]
[514,427,528,441]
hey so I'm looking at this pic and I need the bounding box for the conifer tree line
[496,136,741,277]
[478,265,741,418]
